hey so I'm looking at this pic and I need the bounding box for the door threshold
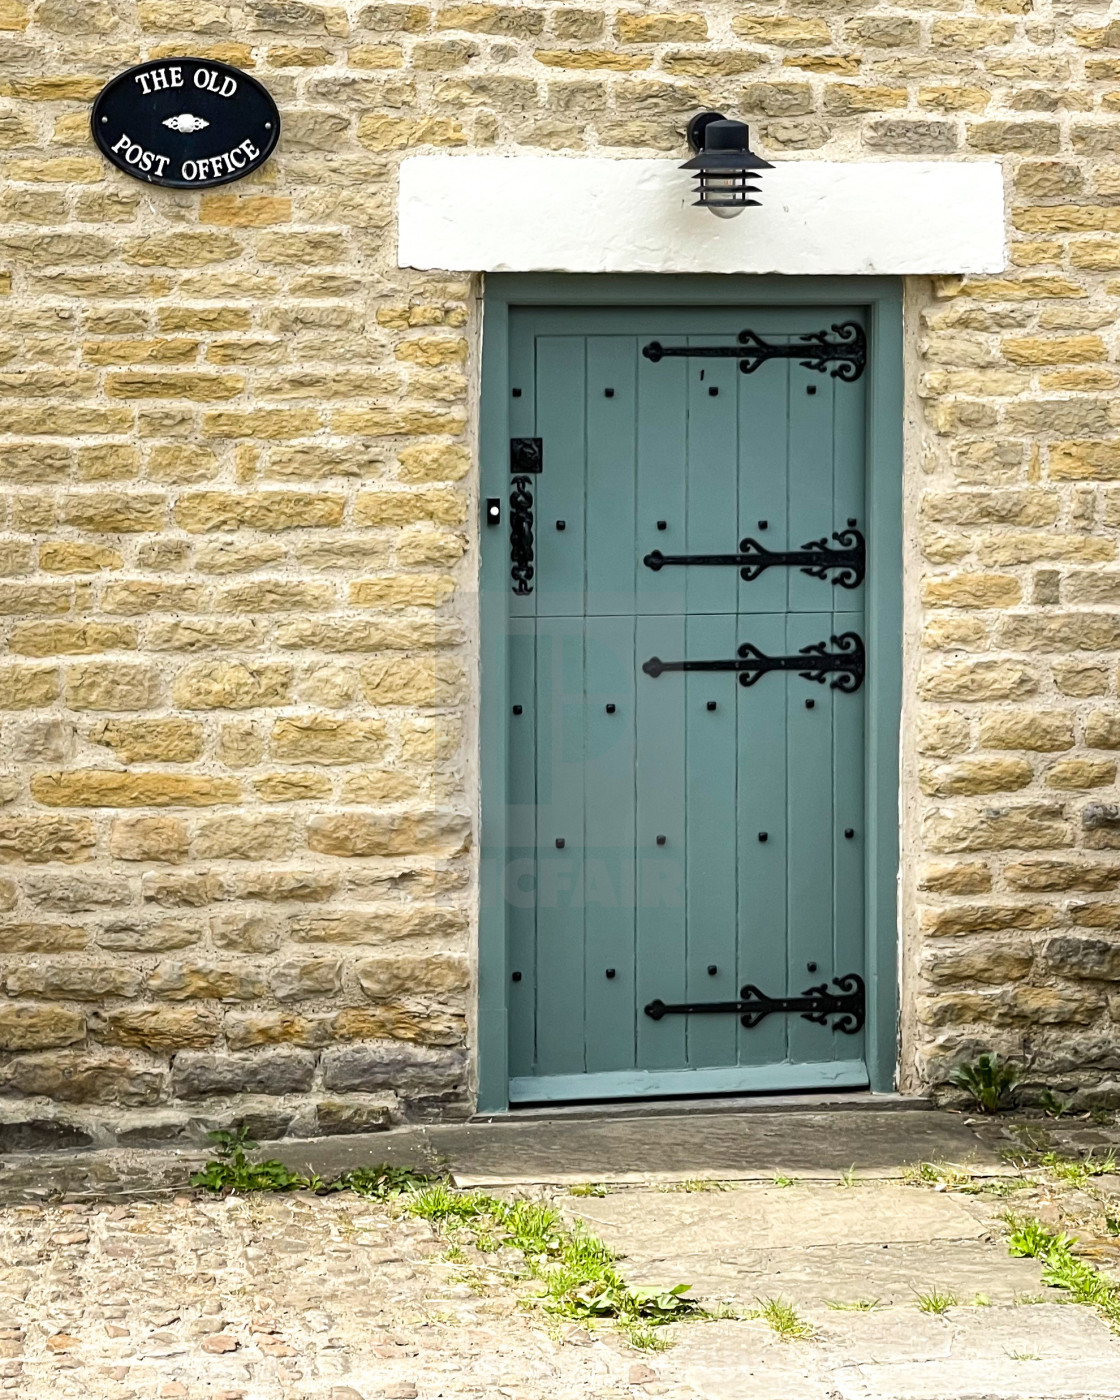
[508,1060,869,1107]
[476,1087,929,1122]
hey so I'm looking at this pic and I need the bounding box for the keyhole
[512,704,523,715]
[556,520,566,531]
[512,970,522,981]
[656,520,667,531]
[848,517,857,527]
[605,703,616,714]
[605,387,615,397]
[512,387,522,397]
[758,520,768,530]
[807,962,817,974]
[845,828,855,839]
[656,834,667,846]
[805,699,815,709]
[707,964,718,976]
[555,838,565,849]
[706,701,717,712]
[709,386,719,396]
[605,968,616,979]
[758,832,768,843]
[807,385,817,396]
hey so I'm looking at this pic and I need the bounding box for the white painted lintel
[398,155,1005,277]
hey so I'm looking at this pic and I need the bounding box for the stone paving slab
[566,1185,1044,1306]
[672,1307,1120,1400]
[569,1184,989,1248]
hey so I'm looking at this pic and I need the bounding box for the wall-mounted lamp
[682,111,773,219]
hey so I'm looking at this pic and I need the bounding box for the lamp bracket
[686,110,726,154]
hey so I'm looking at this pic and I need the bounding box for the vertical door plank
[735,609,789,1069]
[508,310,538,623]
[506,618,538,1078]
[831,603,867,1063]
[738,358,789,617]
[636,611,687,1071]
[586,337,638,612]
[685,341,739,618]
[788,345,838,616]
[636,338,688,618]
[684,611,739,1069]
[785,609,838,1066]
[533,616,588,1076]
[534,336,586,617]
[584,613,638,1072]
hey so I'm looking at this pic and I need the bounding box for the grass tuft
[914,1288,957,1314]
[751,1296,814,1340]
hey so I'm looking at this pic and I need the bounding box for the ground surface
[1,1104,1118,1398]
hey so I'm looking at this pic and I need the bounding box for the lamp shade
[680,114,773,218]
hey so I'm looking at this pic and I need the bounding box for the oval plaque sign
[91,58,279,190]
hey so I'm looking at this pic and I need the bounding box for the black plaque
[91,58,279,190]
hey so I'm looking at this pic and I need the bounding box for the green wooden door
[503,305,870,1103]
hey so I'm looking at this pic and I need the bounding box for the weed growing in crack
[901,1160,978,1192]
[661,1179,732,1193]
[190,1131,436,1197]
[950,1054,1020,1113]
[1003,1215,1120,1331]
[1039,1090,1074,1119]
[826,1298,880,1312]
[568,1183,608,1198]
[914,1288,957,1314]
[751,1297,814,1340]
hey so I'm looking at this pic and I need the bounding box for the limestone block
[307,810,470,857]
[93,1006,221,1050]
[170,1049,317,1098]
[270,957,344,1000]
[0,1005,86,1051]
[0,1052,164,1106]
[320,1041,465,1093]
[355,952,470,998]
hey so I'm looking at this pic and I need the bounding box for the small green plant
[568,1182,608,1198]
[914,1289,956,1315]
[1039,1149,1117,1187]
[1002,1215,1120,1331]
[838,1165,859,1187]
[949,1054,1020,1114]
[752,1297,814,1340]
[1005,1215,1073,1259]
[663,1178,731,1193]
[189,1127,313,1193]
[771,1174,798,1188]
[190,1131,436,1198]
[901,1160,977,1192]
[826,1298,880,1312]
[973,1293,991,1307]
[1039,1089,1074,1119]
[406,1182,493,1226]
[1009,1351,1040,1361]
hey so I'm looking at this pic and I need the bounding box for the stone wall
[1,0,1119,1145]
